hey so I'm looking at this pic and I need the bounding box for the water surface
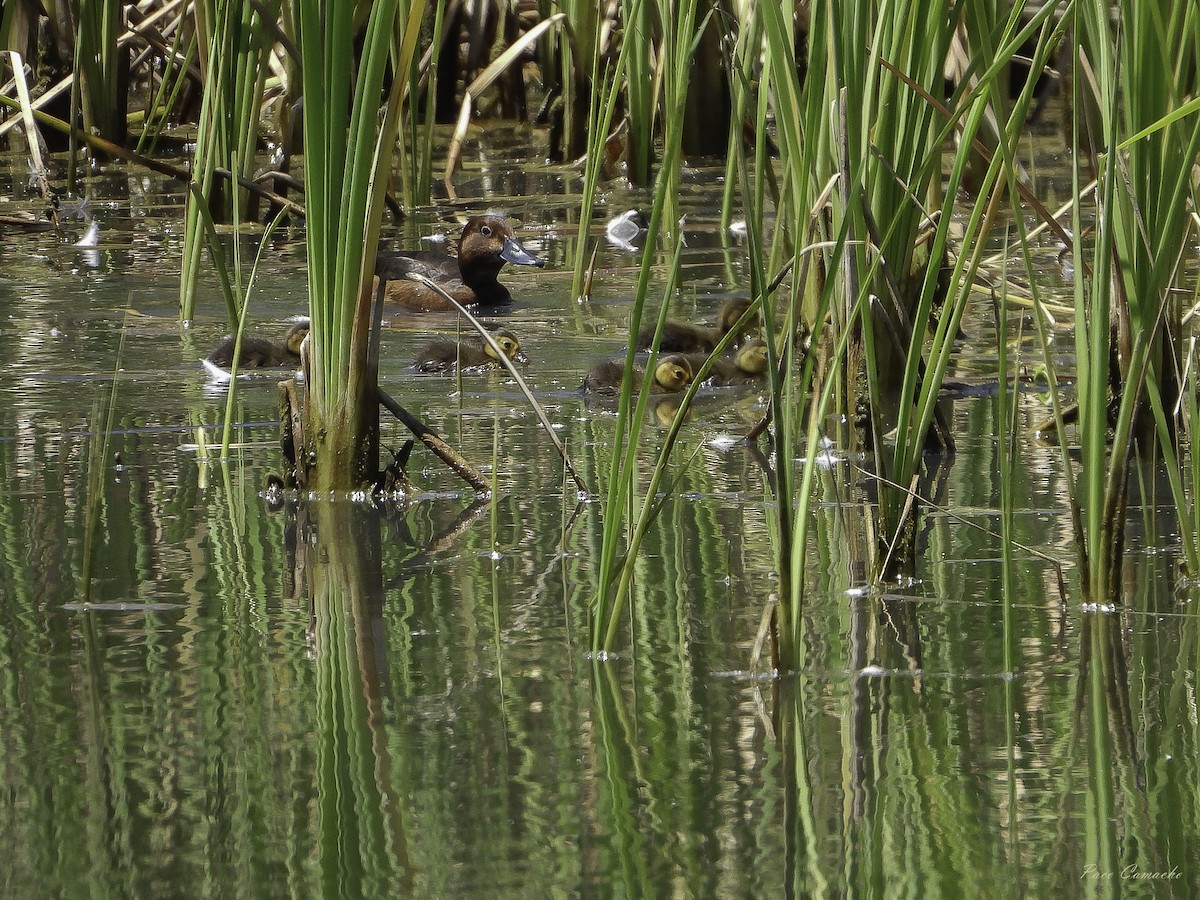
[0,137,1196,898]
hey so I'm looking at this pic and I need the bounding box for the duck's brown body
[414,327,527,372]
[375,215,544,311]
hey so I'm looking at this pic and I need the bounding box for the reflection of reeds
[307,502,412,895]
[82,311,132,602]
[4,0,1200,686]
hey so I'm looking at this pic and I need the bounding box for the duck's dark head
[459,216,544,276]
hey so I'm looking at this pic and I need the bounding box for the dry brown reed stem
[6,52,58,231]
[0,93,306,217]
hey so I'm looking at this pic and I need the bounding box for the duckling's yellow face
[484,328,527,364]
[736,341,769,375]
[285,323,311,355]
[654,354,694,392]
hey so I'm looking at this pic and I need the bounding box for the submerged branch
[377,389,490,494]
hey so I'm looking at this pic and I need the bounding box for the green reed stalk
[828,0,958,550]
[756,0,1060,666]
[551,0,601,161]
[622,0,657,186]
[1053,0,1200,599]
[74,0,125,143]
[719,5,763,232]
[995,268,1020,665]
[136,21,198,155]
[570,0,640,302]
[180,0,280,323]
[889,0,1065,486]
[995,259,1022,859]
[81,310,131,602]
[591,0,699,649]
[216,211,289,457]
[297,0,425,490]
[397,0,444,208]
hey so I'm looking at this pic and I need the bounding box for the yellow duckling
[705,340,763,386]
[582,353,694,394]
[414,326,528,372]
[203,321,309,379]
[684,339,770,386]
[635,298,755,353]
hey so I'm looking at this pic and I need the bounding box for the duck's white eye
[480,225,492,236]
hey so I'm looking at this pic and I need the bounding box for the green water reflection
[0,153,1196,898]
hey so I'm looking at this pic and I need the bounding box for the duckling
[582,353,694,394]
[414,326,528,372]
[203,321,309,378]
[375,215,544,311]
[683,339,769,386]
[731,339,769,380]
[635,297,755,353]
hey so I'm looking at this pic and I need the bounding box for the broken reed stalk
[377,388,490,493]
[279,365,490,495]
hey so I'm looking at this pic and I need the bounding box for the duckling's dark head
[458,215,544,281]
[718,297,755,335]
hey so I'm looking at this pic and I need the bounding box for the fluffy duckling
[683,339,769,386]
[635,297,755,353]
[204,321,309,379]
[582,353,694,395]
[414,326,528,372]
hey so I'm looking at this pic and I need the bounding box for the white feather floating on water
[73,219,101,248]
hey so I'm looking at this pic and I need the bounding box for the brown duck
[374,215,544,312]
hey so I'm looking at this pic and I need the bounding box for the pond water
[0,129,1196,898]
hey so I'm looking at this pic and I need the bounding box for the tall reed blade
[294,0,426,490]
